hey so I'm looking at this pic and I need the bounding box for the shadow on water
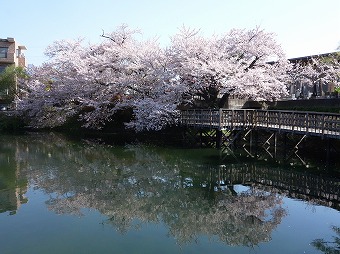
[0,132,339,250]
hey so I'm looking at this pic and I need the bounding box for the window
[0,65,6,73]
[0,47,8,58]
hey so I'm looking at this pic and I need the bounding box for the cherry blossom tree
[16,25,292,131]
[17,25,185,130]
[288,54,340,98]
[169,26,290,108]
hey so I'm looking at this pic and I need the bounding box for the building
[0,38,27,109]
[0,37,27,73]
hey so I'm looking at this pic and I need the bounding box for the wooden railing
[216,164,340,209]
[180,109,340,139]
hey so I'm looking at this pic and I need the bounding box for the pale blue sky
[3,0,340,66]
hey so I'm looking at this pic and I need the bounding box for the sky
[2,0,340,66]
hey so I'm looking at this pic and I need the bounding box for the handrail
[180,109,340,139]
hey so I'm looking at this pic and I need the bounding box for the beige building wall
[0,37,27,70]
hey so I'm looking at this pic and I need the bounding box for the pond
[0,133,339,254]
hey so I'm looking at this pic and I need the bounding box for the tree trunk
[218,93,230,108]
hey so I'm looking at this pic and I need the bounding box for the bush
[0,112,25,132]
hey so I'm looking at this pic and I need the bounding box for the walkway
[180,109,340,139]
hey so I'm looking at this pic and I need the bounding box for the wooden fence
[180,109,340,139]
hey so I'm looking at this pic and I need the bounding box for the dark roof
[288,51,340,63]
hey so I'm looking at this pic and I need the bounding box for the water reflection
[0,139,28,215]
[0,133,339,248]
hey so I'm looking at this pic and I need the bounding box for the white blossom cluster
[16,25,337,131]
[288,56,340,90]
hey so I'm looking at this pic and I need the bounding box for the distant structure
[287,52,340,99]
[0,37,27,73]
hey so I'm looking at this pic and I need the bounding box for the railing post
[219,108,223,130]
[243,109,246,127]
[254,110,257,128]
[306,112,309,134]
[322,114,325,137]
[193,109,196,126]
[279,111,281,132]
[231,110,234,129]
[182,110,186,125]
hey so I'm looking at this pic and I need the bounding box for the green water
[0,133,339,254]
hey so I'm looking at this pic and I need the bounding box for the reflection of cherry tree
[7,133,286,246]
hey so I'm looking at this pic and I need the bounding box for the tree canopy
[0,65,28,102]
[14,25,339,131]
[288,53,340,97]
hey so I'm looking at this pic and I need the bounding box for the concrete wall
[267,98,340,112]
[225,98,264,109]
